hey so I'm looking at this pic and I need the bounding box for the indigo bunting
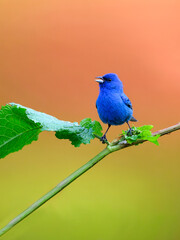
[95,73,137,143]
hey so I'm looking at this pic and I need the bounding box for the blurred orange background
[0,0,180,239]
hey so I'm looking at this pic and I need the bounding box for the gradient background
[0,0,180,239]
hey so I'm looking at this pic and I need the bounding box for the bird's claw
[127,128,134,136]
[100,135,108,144]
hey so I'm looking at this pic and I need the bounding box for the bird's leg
[100,124,111,144]
[127,121,132,135]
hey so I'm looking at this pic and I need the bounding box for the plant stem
[0,122,179,237]
[0,148,111,237]
[108,122,180,152]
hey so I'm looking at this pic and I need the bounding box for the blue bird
[95,73,137,143]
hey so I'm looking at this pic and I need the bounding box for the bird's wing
[121,93,133,109]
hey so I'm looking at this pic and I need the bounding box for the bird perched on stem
[95,73,137,143]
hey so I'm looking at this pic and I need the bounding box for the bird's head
[95,73,123,92]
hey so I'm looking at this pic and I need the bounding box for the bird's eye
[103,77,111,82]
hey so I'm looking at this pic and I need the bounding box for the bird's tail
[130,116,138,122]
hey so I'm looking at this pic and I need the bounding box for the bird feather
[121,93,133,109]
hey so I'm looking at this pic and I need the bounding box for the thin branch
[152,122,180,137]
[0,122,179,237]
[107,122,180,152]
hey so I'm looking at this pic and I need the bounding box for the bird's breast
[96,91,133,125]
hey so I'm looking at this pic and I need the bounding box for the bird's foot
[100,135,108,144]
[127,128,133,136]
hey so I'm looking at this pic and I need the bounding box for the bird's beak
[95,76,104,83]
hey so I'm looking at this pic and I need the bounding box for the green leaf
[56,118,102,147]
[138,125,153,131]
[146,135,160,146]
[0,105,42,159]
[0,103,103,158]
[122,125,160,145]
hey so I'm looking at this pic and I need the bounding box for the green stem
[0,147,110,237]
